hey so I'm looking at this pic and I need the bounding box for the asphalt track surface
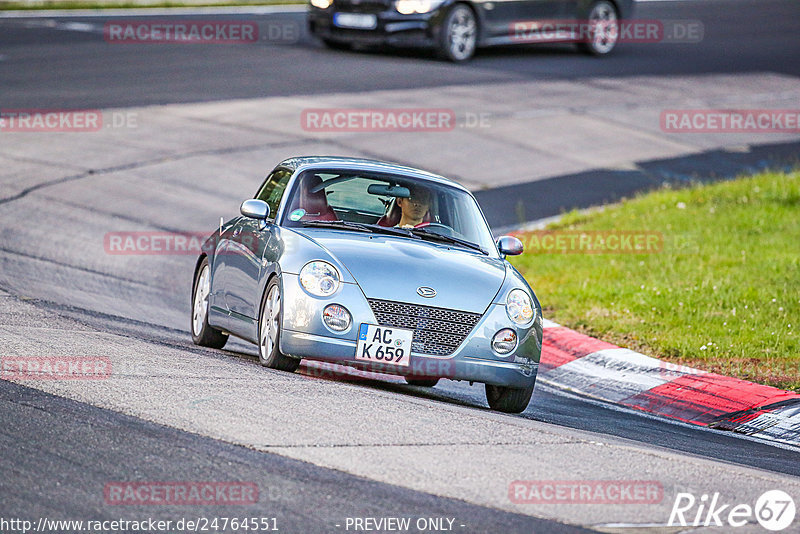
[0,379,586,533]
[0,0,798,109]
[1,1,800,531]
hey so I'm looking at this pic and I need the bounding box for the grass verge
[510,170,800,391]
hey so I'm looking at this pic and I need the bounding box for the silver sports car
[191,156,542,413]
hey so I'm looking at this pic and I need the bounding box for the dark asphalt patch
[478,140,800,230]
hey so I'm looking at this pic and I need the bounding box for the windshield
[282,169,498,256]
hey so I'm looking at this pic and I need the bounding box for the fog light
[492,329,517,354]
[323,304,351,332]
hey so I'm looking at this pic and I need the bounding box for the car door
[207,218,238,332]
[216,167,292,336]
[478,0,571,43]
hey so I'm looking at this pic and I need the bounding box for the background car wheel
[485,383,534,413]
[191,257,228,349]
[404,377,440,387]
[437,4,477,62]
[258,278,301,372]
[322,38,352,51]
[577,0,620,56]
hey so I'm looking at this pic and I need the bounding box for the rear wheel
[578,0,620,56]
[191,258,228,349]
[405,377,440,387]
[485,383,534,413]
[258,278,301,372]
[437,4,477,62]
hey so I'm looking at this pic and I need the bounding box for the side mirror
[240,199,270,220]
[496,235,524,256]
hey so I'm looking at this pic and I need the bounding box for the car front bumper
[308,8,444,47]
[279,273,541,389]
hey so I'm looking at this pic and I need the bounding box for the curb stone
[539,319,800,447]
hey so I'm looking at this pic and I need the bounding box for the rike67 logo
[669,490,796,531]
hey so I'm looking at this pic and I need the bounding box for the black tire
[485,382,534,413]
[191,257,228,349]
[437,4,478,62]
[258,277,301,372]
[577,0,620,56]
[405,377,440,387]
[322,38,352,51]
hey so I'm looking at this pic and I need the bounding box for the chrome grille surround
[367,298,482,356]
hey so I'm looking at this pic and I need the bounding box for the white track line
[0,5,307,17]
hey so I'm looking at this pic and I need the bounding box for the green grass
[0,0,302,10]
[510,171,800,391]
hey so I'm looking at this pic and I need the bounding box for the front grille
[333,0,390,14]
[367,298,482,356]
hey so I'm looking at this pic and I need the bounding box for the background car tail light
[492,329,517,354]
[323,304,351,331]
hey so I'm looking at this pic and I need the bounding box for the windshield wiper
[358,223,421,239]
[300,220,420,239]
[301,220,373,233]
[409,227,488,255]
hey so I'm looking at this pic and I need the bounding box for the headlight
[395,0,439,14]
[323,304,351,331]
[299,261,340,297]
[311,0,332,8]
[492,329,517,355]
[506,289,535,324]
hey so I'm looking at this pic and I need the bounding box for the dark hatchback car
[308,0,634,61]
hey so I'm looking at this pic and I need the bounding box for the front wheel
[485,383,534,413]
[437,4,478,62]
[258,278,301,372]
[577,0,620,56]
[191,258,228,349]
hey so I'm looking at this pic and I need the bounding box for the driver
[396,186,431,228]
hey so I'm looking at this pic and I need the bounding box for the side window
[255,168,292,219]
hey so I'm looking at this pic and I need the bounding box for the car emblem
[417,286,436,298]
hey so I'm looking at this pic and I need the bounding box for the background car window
[255,168,292,219]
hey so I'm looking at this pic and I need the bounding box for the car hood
[298,230,506,314]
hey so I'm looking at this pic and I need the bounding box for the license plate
[355,324,413,367]
[333,12,378,29]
